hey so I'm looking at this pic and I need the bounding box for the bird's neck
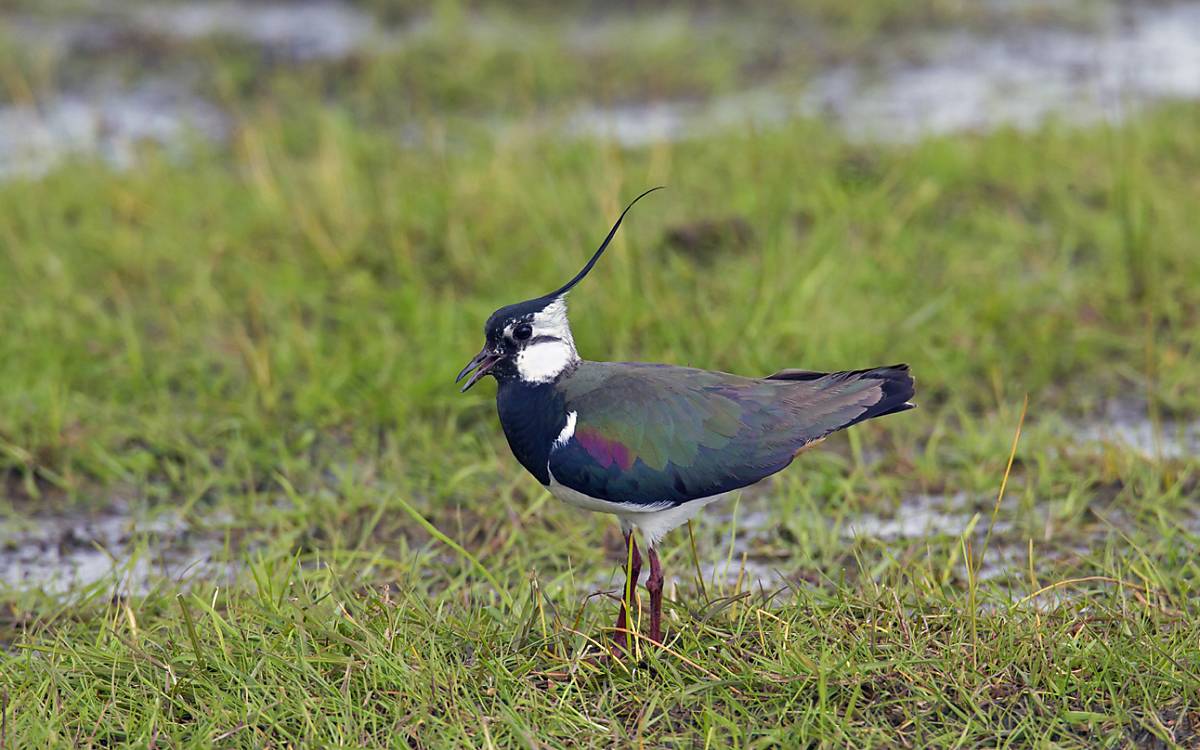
[496,379,568,485]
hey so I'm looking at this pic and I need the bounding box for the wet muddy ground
[0,501,235,595]
[5,408,1191,599]
[2,1,1200,176]
[589,400,1200,599]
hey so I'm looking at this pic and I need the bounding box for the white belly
[546,470,732,547]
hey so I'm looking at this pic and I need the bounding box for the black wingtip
[858,364,917,421]
[799,364,916,427]
[767,363,915,426]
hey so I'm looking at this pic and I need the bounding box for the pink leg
[613,530,641,653]
[646,547,664,644]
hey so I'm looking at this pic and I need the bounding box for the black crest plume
[543,186,664,299]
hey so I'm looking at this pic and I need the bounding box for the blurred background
[1,0,1198,660]
[3,1,1200,177]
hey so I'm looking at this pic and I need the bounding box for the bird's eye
[513,323,533,341]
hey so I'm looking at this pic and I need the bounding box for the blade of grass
[393,493,514,609]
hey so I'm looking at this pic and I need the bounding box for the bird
[457,187,915,651]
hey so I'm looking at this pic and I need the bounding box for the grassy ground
[3,3,1200,748]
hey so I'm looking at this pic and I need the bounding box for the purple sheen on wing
[575,428,634,471]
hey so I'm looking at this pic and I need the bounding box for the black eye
[513,323,533,341]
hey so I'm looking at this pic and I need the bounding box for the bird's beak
[456,346,502,392]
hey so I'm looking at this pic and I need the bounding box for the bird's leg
[613,529,641,653]
[646,546,664,644]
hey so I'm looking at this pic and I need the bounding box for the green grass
[2,4,1200,746]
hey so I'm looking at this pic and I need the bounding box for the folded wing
[548,362,913,507]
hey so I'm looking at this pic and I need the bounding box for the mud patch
[1074,401,1200,460]
[5,2,1200,179]
[811,3,1200,141]
[555,89,798,147]
[0,80,227,181]
[841,492,1009,540]
[550,2,1200,146]
[0,502,236,596]
[133,1,379,61]
[661,483,1181,599]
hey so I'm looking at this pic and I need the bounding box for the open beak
[456,347,502,392]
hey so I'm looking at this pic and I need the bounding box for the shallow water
[3,2,1200,177]
[0,80,227,181]
[1074,401,1200,460]
[0,406,1193,601]
[841,492,1013,540]
[564,2,1200,145]
[2,453,1190,600]
[0,503,231,595]
[133,1,378,60]
[813,3,1200,141]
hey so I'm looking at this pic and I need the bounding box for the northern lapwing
[457,188,915,650]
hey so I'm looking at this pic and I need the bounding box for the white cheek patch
[517,340,575,383]
[512,295,579,383]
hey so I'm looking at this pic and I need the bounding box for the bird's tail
[767,363,916,428]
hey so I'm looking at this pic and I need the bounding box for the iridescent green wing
[548,362,913,506]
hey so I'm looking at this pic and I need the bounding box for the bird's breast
[496,380,568,485]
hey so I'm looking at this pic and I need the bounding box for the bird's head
[456,187,662,392]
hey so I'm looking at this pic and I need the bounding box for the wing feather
[549,362,912,506]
